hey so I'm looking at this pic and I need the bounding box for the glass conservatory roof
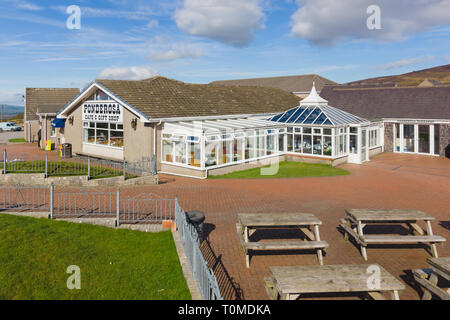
[269,84,367,126]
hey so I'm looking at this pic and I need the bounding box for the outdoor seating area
[235,207,447,300]
[339,209,446,261]
[413,257,450,300]
[236,213,328,268]
[264,264,405,300]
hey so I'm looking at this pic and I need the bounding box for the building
[320,85,450,158]
[49,76,449,179]
[211,74,337,98]
[25,88,80,147]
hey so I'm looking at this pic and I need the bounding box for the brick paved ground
[3,145,449,300]
[120,152,449,300]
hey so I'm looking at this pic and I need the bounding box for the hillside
[347,64,450,87]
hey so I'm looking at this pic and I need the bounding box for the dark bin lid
[186,211,205,224]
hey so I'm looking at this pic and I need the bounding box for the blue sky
[0,0,449,105]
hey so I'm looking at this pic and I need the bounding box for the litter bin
[61,143,72,158]
[186,211,206,242]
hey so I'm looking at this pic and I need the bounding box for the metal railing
[53,190,117,219]
[175,199,223,300]
[0,184,50,212]
[1,150,155,180]
[120,194,175,224]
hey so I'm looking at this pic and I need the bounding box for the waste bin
[186,211,206,242]
[61,143,72,158]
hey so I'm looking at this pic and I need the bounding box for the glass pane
[245,137,255,160]
[286,107,306,123]
[278,134,285,152]
[350,135,358,154]
[295,107,314,124]
[287,134,293,152]
[110,130,123,147]
[394,123,401,152]
[304,108,321,124]
[434,125,440,155]
[205,142,217,167]
[419,125,430,154]
[278,108,298,123]
[174,141,186,164]
[403,125,415,152]
[97,122,108,129]
[84,128,95,143]
[313,136,322,155]
[271,113,283,122]
[313,113,328,125]
[266,136,275,156]
[303,127,312,134]
[96,129,109,145]
[324,136,332,156]
[188,143,201,167]
[324,129,332,135]
[294,135,302,153]
[163,140,174,162]
[303,135,312,154]
[234,139,244,162]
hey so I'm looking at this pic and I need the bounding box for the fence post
[49,183,54,219]
[116,188,120,227]
[87,156,91,180]
[45,154,48,178]
[123,159,126,180]
[3,149,6,174]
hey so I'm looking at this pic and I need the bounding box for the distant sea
[0,105,24,117]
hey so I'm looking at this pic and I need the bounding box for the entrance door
[403,125,415,153]
[348,127,360,163]
[418,125,430,154]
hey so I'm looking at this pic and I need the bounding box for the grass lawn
[8,138,26,143]
[0,215,191,300]
[0,161,136,179]
[209,161,350,179]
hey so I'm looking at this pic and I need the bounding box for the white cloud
[174,0,265,46]
[98,65,158,80]
[146,19,159,28]
[0,89,24,106]
[148,42,203,61]
[291,0,450,46]
[374,56,435,71]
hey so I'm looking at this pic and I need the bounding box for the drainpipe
[153,120,162,163]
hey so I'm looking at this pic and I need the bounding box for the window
[50,127,56,138]
[83,122,124,148]
[88,89,113,101]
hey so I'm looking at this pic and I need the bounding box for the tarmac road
[0,131,25,145]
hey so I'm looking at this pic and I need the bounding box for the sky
[0,0,449,106]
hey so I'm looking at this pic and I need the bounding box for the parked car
[0,122,22,132]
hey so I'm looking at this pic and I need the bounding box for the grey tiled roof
[321,86,450,120]
[26,88,80,121]
[95,77,301,119]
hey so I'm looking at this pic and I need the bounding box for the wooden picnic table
[236,213,329,268]
[413,257,450,300]
[264,264,405,300]
[340,209,446,261]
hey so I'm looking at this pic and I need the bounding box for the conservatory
[161,85,384,172]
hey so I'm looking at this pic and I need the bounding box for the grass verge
[0,214,191,300]
[209,161,350,179]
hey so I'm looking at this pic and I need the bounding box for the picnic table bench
[264,264,405,300]
[413,257,450,300]
[339,209,446,261]
[236,213,328,268]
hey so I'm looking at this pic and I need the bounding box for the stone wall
[0,173,158,187]
[384,123,394,152]
[439,124,450,158]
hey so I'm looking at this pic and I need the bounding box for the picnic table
[264,264,405,300]
[236,213,329,268]
[340,209,446,261]
[413,257,450,300]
